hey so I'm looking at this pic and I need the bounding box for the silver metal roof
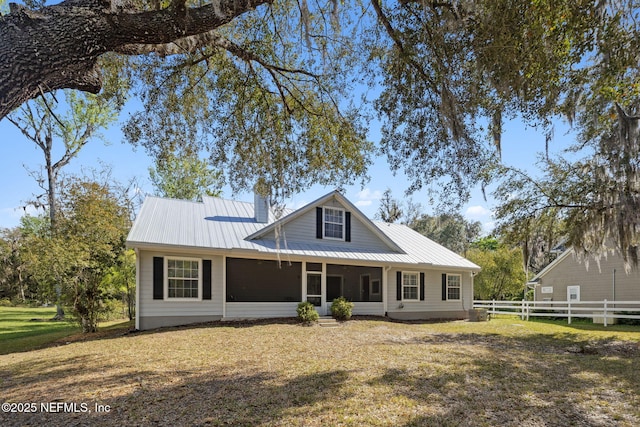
[126,194,480,270]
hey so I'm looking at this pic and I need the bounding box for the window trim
[164,257,203,301]
[446,273,462,301]
[401,271,420,302]
[322,206,345,241]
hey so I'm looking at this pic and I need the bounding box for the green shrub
[99,299,128,322]
[296,301,319,323]
[330,297,354,321]
[0,299,12,307]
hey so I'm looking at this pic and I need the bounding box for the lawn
[0,316,638,426]
[0,307,81,355]
[0,307,132,355]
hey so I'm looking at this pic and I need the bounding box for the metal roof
[126,194,480,270]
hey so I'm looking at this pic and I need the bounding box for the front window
[402,272,419,301]
[167,258,200,299]
[447,274,461,300]
[324,207,344,240]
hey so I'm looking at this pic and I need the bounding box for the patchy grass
[0,307,131,355]
[0,317,638,426]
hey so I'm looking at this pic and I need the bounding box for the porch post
[383,266,390,315]
[321,262,327,315]
[222,255,226,319]
[301,261,307,302]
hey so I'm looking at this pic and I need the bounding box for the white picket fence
[473,299,640,327]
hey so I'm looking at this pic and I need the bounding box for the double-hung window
[167,258,201,299]
[323,207,344,240]
[402,272,419,301]
[446,274,461,301]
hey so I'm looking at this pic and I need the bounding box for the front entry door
[306,273,322,309]
[326,275,343,314]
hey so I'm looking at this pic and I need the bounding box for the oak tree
[2,0,640,266]
[149,149,223,201]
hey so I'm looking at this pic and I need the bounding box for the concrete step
[318,316,339,327]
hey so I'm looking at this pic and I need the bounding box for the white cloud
[465,205,492,219]
[354,188,383,208]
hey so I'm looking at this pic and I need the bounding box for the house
[126,190,480,330]
[531,248,640,307]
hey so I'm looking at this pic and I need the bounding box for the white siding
[274,200,392,252]
[138,250,224,318]
[352,302,385,316]
[385,268,473,317]
[225,302,299,319]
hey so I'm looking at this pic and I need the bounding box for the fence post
[521,299,525,320]
[526,300,530,321]
[492,299,496,316]
[603,299,608,327]
[568,300,572,325]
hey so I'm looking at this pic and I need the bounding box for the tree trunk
[18,269,26,303]
[126,277,135,321]
[0,0,270,119]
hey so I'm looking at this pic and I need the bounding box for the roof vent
[254,192,270,223]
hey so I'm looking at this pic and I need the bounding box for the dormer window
[315,205,351,242]
[323,207,344,240]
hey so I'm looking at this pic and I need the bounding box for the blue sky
[0,105,575,232]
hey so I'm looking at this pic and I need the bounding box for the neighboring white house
[126,190,480,330]
[531,248,640,304]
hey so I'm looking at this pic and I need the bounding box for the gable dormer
[246,191,404,253]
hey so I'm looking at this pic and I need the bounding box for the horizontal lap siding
[352,302,384,316]
[279,203,391,251]
[225,302,299,319]
[386,268,472,314]
[538,253,640,302]
[138,250,223,318]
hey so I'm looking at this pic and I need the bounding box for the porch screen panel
[226,258,302,302]
[326,264,383,302]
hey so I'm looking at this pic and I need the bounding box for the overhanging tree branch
[0,0,272,119]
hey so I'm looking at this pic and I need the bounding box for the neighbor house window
[323,207,344,240]
[167,258,201,299]
[402,272,419,301]
[447,274,461,300]
[567,285,580,302]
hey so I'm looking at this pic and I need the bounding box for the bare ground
[1,317,638,426]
